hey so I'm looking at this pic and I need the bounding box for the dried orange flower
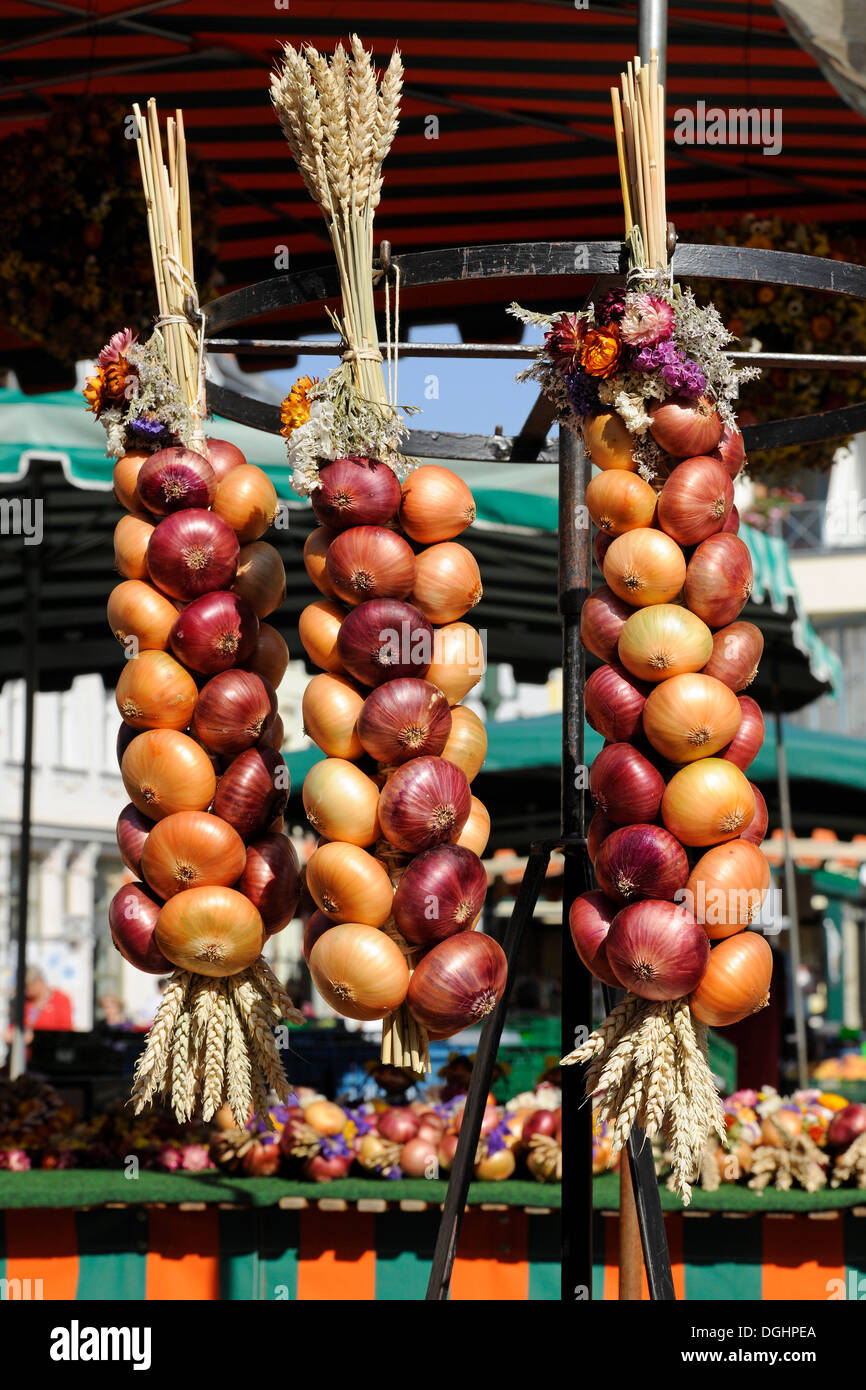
[280,375,319,438]
[83,368,107,415]
[581,324,621,379]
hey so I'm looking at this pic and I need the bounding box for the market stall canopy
[0,387,840,704]
[2,0,865,387]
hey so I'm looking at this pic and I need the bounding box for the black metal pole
[558,426,595,1299]
[426,845,552,1300]
[10,461,41,1079]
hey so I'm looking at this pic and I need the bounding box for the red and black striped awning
[2,0,865,365]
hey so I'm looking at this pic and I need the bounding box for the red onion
[702,621,764,692]
[657,456,734,547]
[400,1136,439,1178]
[170,591,259,674]
[378,1108,420,1144]
[589,742,665,825]
[235,832,301,934]
[337,599,434,687]
[206,438,247,482]
[585,662,649,742]
[302,910,333,962]
[580,585,634,664]
[593,531,614,568]
[594,824,690,906]
[454,1100,499,1136]
[357,678,452,764]
[649,396,723,459]
[710,422,747,480]
[326,525,416,606]
[827,1103,866,1151]
[684,533,753,629]
[146,509,239,600]
[741,783,769,845]
[116,721,138,768]
[606,900,710,1000]
[522,1110,557,1144]
[213,745,289,841]
[721,504,740,535]
[587,811,614,864]
[379,756,471,852]
[109,881,172,974]
[192,670,278,756]
[407,931,508,1037]
[568,890,621,987]
[116,802,153,877]
[392,843,487,946]
[137,447,216,514]
[312,456,402,531]
[303,1153,352,1182]
[241,1138,282,1177]
[719,696,765,771]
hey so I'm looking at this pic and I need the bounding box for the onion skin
[741,783,769,845]
[121,729,217,821]
[589,742,665,825]
[721,504,740,535]
[170,591,259,675]
[357,678,452,765]
[710,422,746,480]
[313,456,402,532]
[378,755,471,852]
[303,526,338,598]
[115,649,198,731]
[302,910,333,961]
[406,932,507,1037]
[393,844,487,947]
[155,884,265,977]
[411,542,483,624]
[424,621,486,705]
[690,931,773,1026]
[603,528,687,607]
[657,456,734,547]
[827,1104,866,1152]
[594,825,690,906]
[684,533,753,629]
[235,832,301,935]
[401,1136,439,1178]
[137,447,216,515]
[140,810,247,899]
[205,438,247,481]
[337,599,433,688]
[326,525,416,606]
[112,451,150,511]
[649,396,723,458]
[116,803,154,877]
[606,900,710,1001]
[399,465,476,542]
[305,841,394,926]
[685,840,770,938]
[583,411,638,471]
[146,509,239,601]
[232,542,286,618]
[192,670,278,756]
[662,758,756,847]
[455,797,490,856]
[299,599,347,673]
[593,530,614,568]
[379,1108,420,1144]
[584,662,648,742]
[109,882,172,974]
[586,470,657,535]
[440,704,486,781]
[108,580,178,652]
[618,604,714,684]
[302,758,381,846]
[701,621,764,692]
[719,695,765,771]
[242,622,289,688]
[212,464,278,543]
[213,745,289,841]
[114,513,155,580]
[580,585,634,664]
[302,672,365,759]
[309,922,410,1021]
[568,890,621,986]
[642,672,743,763]
[587,811,614,864]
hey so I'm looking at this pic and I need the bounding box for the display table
[1,1172,863,1301]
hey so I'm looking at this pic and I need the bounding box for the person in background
[23,966,73,1033]
[97,994,131,1030]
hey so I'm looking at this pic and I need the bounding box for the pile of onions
[108,436,297,1012]
[298,462,494,1055]
[574,382,773,1035]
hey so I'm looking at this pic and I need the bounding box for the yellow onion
[618,604,713,683]
[115,649,198,731]
[302,758,380,845]
[662,758,756,847]
[212,464,278,543]
[583,411,638,471]
[112,451,150,511]
[642,672,742,762]
[690,931,773,1027]
[586,471,657,535]
[411,543,482,624]
[603,528,686,607]
[121,729,217,821]
[108,580,178,652]
[114,512,155,580]
[140,810,247,899]
[685,841,770,938]
[309,923,410,1020]
[305,841,393,926]
[155,884,264,977]
[456,797,491,855]
[303,526,338,598]
[440,705,487,781]
[302,673,365,759]
[298,599,346,673]
[399,465,476,542]
[425,622,486,704]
